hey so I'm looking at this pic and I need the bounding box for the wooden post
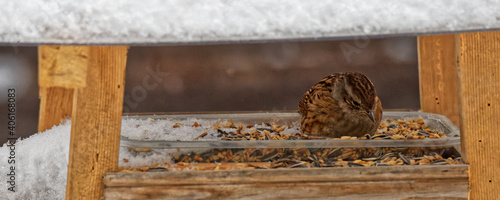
[457,31,500,200]
[38,87,74,132]
[64,46,128,200]
[417,34,460,126]
[38,45,89,132]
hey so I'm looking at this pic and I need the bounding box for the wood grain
[104,165,468,200]
[418,34,460,126]
[38,45,89,88]
[38,87,73,132]
[66,46,128,200]
[38,45,83,132]
[457,31,500,200]
[105,181,467,200]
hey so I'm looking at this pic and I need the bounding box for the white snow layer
[0,123,71,200]
[1,0,500,44]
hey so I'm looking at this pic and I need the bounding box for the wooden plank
[457,31,500,200]
[104,165,468,200]
[38,45,89,88]
[38,87,74,132]
[105,165,468,186]
[38,45,87,132]
[105,181,467,200]
[418,34,460,126]
[66,46,128,200]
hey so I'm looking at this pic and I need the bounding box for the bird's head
[332,72,379,122]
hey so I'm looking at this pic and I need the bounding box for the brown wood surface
[38,45,85,132]
[65,46,128,200]
[418,35,460,126]
[38,45,89,88]
[38,87,73,132]
[457,31,500,200]
[104,165,468,200]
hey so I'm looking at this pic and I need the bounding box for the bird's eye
[352,101,360,107]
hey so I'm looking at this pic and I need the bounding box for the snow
[120,117,221,141]
[1,0,499,44]
[0,123,70,200]
[118,117,223,169]
[0,117,298,200]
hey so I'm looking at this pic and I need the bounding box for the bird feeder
[1,1,500,199]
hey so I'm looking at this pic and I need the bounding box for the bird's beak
[367,110,375,122]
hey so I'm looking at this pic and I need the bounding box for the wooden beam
[457,31,500,199]
[418,34,460,126]
[38,87,74,132]
[65,46,128,200]
[38,45,90,132]
[104,165,468,200]
[38,45,88,88]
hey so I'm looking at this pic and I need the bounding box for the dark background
[0,36,420,144]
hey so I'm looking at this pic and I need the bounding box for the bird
[299,72,383,138]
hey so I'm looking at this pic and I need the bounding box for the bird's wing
[299,74,337,115]
[298,90,310,115]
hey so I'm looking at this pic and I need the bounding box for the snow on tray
[0,117,297,200]
[121,116,299,141]
[1,0,500,44]
[121,117,222,141]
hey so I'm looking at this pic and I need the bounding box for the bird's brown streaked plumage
[299,72,383,138]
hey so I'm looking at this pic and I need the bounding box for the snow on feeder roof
[1,0,500,45]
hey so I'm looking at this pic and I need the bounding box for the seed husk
[128,118,462,171]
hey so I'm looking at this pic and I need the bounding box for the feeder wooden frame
[36,31,500,199]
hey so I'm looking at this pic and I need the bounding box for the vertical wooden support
[38,87,74,132]
[65,46,128,200]
[457,31,500,200]
[418,34,460,126]
[38,45,89,132]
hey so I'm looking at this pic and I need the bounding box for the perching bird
[299,72,383,138]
